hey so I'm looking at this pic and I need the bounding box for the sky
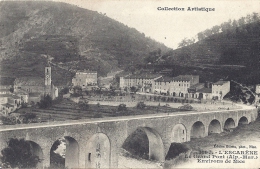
[56,0,259,49]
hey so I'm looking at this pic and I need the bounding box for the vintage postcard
[0,0,259,168]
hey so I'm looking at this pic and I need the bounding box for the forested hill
[0,1,169,82]
[167,13,260,68]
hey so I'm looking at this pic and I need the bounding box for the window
[88,153,91,161]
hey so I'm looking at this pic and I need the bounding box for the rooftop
[14,77,45,86]
[155,76,173,82]
[0,94,20,99]
[126,74,162,79]
[0,89,10,92]
[1,103,14,107]
[14,89,29,95]
[190,83,205,89]
[173,75,198,81]
[197,87,212,93]
[29,92,42,97]
[213,80,229,85]
[0,94,12,98]
[76,70,97,74]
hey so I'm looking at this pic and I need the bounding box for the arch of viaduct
[0,108,257,168]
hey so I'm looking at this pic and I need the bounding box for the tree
[136,102,146,109]
[232,20,238,29]
[203,29,212,37]
[79,100,89,110]
[130,86,138,93]
[38,95,52,109]
[238,17,246,27]
[0,116,15,125]
[178,38,195,48]
[9,87,14,93]
[0,138,42,168]
[72,86,82,97]
[211,25,220,34]
[197,32,205,41]
[220,20,232,33]
[245,14,252,24]
[252,12,259,22]
[118,104,127,112]
[22,112,37,123]
[60,87,69,95]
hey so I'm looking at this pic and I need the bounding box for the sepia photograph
[0,0,259,168]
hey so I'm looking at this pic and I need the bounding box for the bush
[79,101,89,110]
[38,95,52,109]
[118,104,127,112]
[22,113,36,123]
[178,104,193,110]
[0,116,15,125]
[60,87,69,95]
[93,113,103,118]
[136,102,146,109]
[21,102,28,108]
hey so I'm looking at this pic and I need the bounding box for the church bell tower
[45,66,52,97]
[45,67,51,86]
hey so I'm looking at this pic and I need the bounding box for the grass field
[14,99,189,123]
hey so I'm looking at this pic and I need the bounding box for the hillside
[0,1,170,84]
[162,18,260,85]
[169,21,260,66]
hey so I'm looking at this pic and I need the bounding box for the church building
[14,66,58,104]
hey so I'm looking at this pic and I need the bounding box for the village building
[72,70,97,88]
[120,74,162,93]
[120,73,231,101]
[152,75,200,97]
[152,76,172,95]
[13,66,58,104]
[212,80,230,100]
[170,75,200,97]
[255,84,260,104]
[0,94,21,115]
[196,88,212,100]
[0,88,11,95]
[188,83,205,98]
[14,89,29,103]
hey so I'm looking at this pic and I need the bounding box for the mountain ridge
[0,1,170,82]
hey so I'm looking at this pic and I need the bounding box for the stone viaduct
[0,107,258,168]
